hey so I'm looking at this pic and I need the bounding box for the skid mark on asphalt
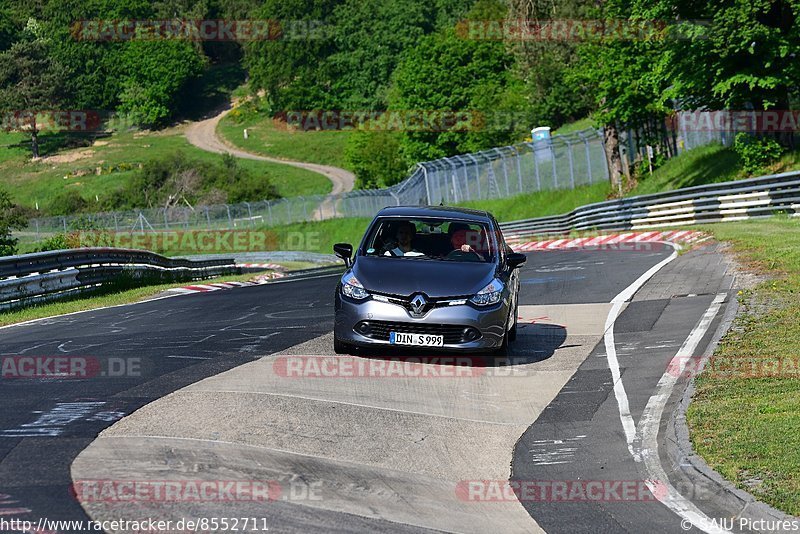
[602,244,680,460]
[71,304,611,533]
[633,293,728,534]
[526,435,586,465]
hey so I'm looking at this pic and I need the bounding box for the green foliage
[328,0,436,109]
[733,133,785,174]
[345,131,408,188]
[243,0,469,112]
[116,40,206,127]
[31,232,69,252]
[106,151,281,210]
[243,0,341,111]
[0,37,67,157]
[388,0,527,163]
[0,188,26,255]
[48,189,89,216]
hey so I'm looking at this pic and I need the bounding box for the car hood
[353,256,497,298]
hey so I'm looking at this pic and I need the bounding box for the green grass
[0,271,262,327]
[248,217,372,255]
[687,217,800,516]
[553,117,598,136]
[457,182,612,222]
[0,126,331,212]
[632,143,742,195]
[218,111,351,169]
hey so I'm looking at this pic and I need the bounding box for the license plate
[389,332,444,346]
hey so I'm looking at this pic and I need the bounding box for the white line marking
[635,293,728,534]
[166,355,212,360]
[603,242,680,460]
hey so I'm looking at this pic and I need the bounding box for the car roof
[375,205,493,223]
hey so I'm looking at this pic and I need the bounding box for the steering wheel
[444,249,482,261]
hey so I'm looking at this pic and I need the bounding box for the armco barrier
[0,248,238,311]
[499,170,800,240]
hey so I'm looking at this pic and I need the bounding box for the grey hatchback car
[332,206,526,354]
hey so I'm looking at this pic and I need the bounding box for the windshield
[362,217,495,262]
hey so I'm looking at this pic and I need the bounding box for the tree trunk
[30,115,39,158]
[603,123,624,194]
[31,129,39,158]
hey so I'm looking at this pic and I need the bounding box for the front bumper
[334,293,509,350]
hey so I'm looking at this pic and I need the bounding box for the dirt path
[184,107,356,205]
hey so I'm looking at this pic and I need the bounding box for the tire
[333,334,353,355]
[508,300,518,342]
[494,328,509,357]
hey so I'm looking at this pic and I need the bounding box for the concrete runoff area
[72,304,616,533]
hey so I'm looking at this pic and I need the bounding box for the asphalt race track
[0,242,748,534]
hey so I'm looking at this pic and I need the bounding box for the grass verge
[0,271,264,328]
[0,123,331,213]
[457,182,611,222]
[217,112,351,169]
[687,217,800,516]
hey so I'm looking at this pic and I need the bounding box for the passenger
[383,221,425,257]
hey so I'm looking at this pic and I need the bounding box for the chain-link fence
[22,114,747,244]
[20,128,611,242]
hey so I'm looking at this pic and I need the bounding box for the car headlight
[470,278,504,306]
[341,272,369,300]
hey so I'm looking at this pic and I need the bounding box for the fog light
[461,327,481,342]
[356,321,371,335]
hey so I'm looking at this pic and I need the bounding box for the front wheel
[493,328,509,357]
[508,300,518,342]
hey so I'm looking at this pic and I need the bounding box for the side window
[491,217,507,262]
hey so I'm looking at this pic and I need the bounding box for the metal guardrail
[0,248,238,311]
[499,171,800,240]
[6,169,798,311]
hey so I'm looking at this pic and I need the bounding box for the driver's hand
[460,244,473,252]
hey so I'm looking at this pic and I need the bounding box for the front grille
[372,292,470,317]
[359,320,480,344]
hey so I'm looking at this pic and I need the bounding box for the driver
[445,223,484,260]
[383,221,425,257]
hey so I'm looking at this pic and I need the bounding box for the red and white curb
[166,274,286,295]
[238,263,286,270]
[166,281,260,295]
[509,230,709,252]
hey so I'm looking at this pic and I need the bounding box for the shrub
[345,131,409,189]
[48,190,89,216]
[733,133,784,174]
[0,189,26,256]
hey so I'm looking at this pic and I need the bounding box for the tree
[390,17,526,163]
[0,189,26,256]
[328,0,436,110]
[116,40,206,128]
[0,37,66,157]
[653,0,800,112]
[507,0,595,128]
[243,0,342,111]
[345,130,409,188]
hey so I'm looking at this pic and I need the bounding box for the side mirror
[333,243,353,266]
[506,252,527,270]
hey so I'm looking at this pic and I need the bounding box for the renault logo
[409,294,427,315]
